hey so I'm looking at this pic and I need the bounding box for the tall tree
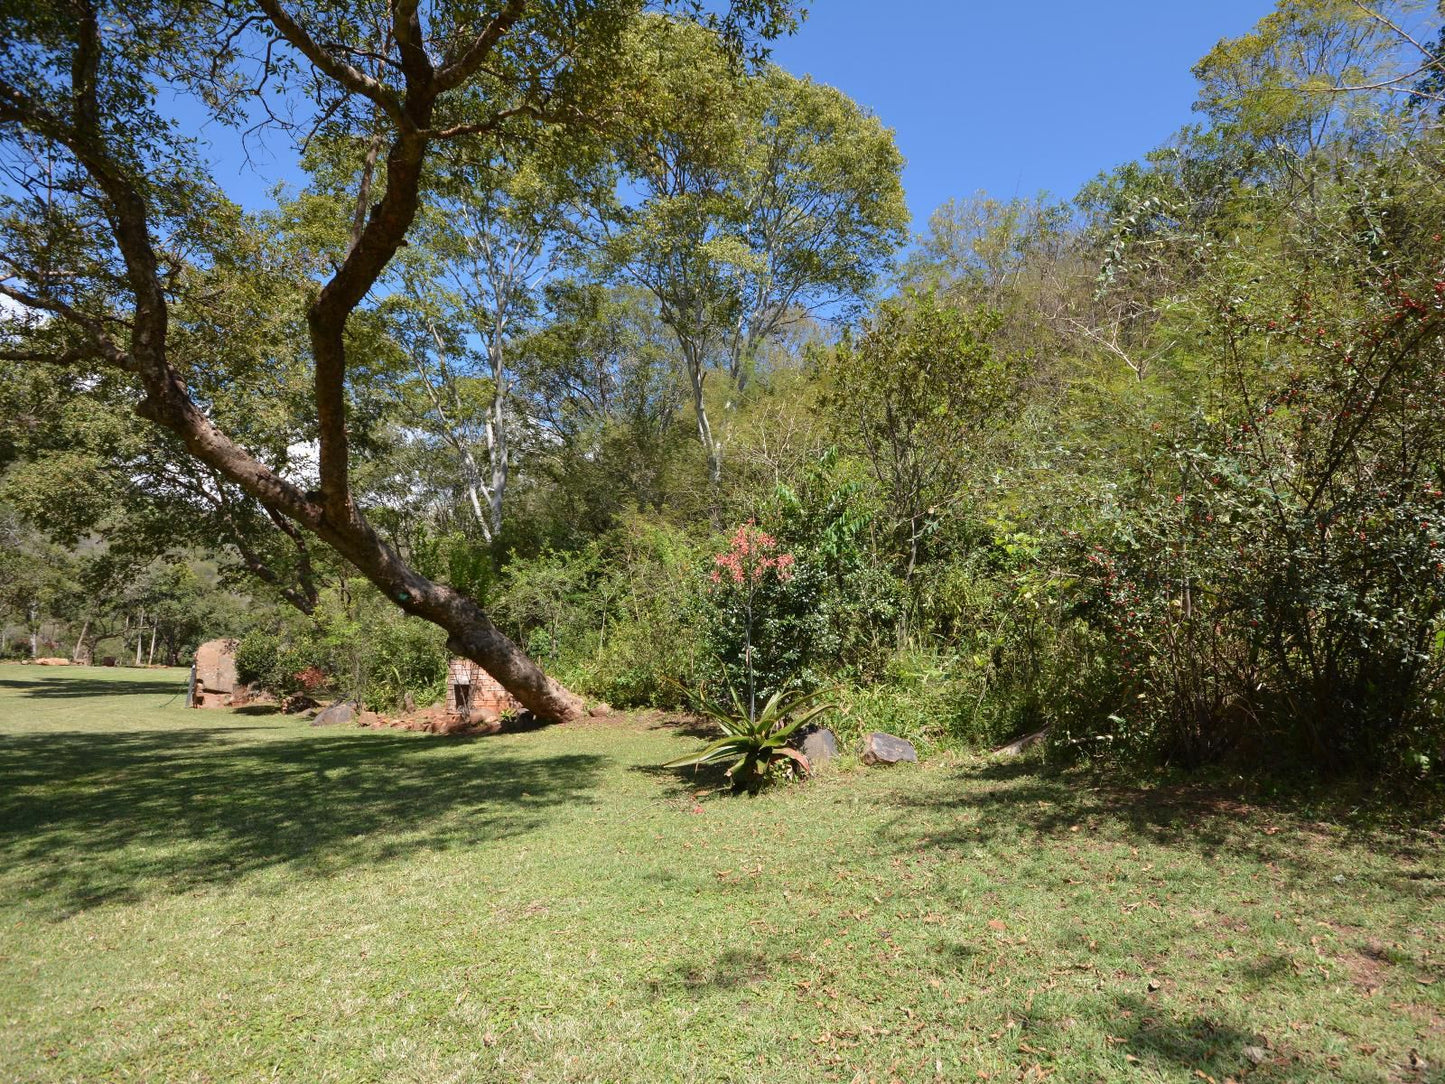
[516,282,689,526]
[821,289,1011,593]
[392,123,612,542]
[606,21,908,483]
[0,0,797,722]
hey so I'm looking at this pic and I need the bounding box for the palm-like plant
[664,685,835,791]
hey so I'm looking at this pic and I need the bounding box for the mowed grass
[0,666,1441,1083]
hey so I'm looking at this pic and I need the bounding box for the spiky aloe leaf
[756,686,788,722]
[663,682,838,786]
[769,700,836,743]
[662,736,750,769]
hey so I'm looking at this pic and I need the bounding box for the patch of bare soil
[343,703,652,736]
[1346,940,1391,997]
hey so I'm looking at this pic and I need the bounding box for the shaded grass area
[0,725,604,913]
[1,664,1442,1083]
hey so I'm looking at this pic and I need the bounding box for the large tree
[0,0,796,722]
[604,21,908,483]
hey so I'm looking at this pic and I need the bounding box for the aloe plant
[664,685,835,791]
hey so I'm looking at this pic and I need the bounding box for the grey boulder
[861,732,917,766]
[311,700,358,727]
[800,727,839,765]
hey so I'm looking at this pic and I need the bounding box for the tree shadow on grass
[0,676,187,699]
[1096,993,1336,1083]
[875,758,1443,911]
[643,948,774,998]
[889,757,1438,856]
[629,715,738,799]
[631,759,736,801]
[649,713,721,741]
[1007,991,1348,1082]
[0,725,606,916]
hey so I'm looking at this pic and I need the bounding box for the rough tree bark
[0,0,586,721]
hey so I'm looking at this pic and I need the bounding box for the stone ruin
[189,638,241,708]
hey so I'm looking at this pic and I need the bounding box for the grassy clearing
[0,664,1442,1083]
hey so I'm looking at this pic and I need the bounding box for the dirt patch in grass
[1346,942,1391,996]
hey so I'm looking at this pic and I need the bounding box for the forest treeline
[2,0,1444,776]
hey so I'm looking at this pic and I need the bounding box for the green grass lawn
[1,664,1441,1083]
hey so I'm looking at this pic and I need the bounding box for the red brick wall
[447,659,522,716]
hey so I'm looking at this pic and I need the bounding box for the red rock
[193,639,238,694]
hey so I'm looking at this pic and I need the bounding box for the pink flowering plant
[701,522,804,723]
[668,521,836,790]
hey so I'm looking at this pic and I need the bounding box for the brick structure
[446,658,522,718]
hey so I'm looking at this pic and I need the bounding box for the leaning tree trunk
[2,1,588,722]
[307,511,585,721]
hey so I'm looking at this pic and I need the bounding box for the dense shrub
[235,594,448,711]
[487,523,705,708]
[234,631,322,697]
[1063,432,1445,773]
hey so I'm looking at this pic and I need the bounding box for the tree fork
[34,0,588,723]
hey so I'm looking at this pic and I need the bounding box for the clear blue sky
[202,2,1275,225]
[768,1,1274,229]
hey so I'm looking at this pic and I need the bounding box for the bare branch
[0,280,134,370]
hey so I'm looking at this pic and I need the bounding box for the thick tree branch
[390,0,433,86]
[0,0,586,722]
[253,0,407,127]
[436,0,528,92]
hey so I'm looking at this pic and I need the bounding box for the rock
[588,701,612,718]
[995,728,1048,756]
[464,707,504,734]
[1241,1045,1270,1066]
[861,732,917,766]
[436,711,500,736]
[193,638,239,694]
[311,700,358,727]
[35,657,70,666]
[800,727,838,765]
[222,683,255,708]
[281,693,318,715]
[101,656,116,667]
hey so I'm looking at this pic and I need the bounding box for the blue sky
[200,2,1275,226]
[769,1,1274,230]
